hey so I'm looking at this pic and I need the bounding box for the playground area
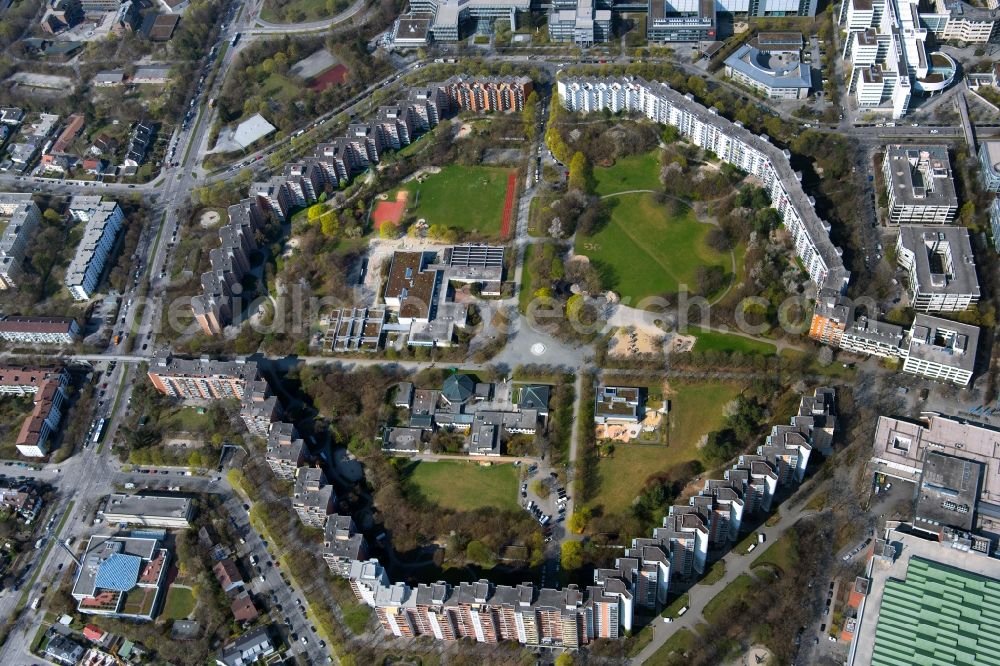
[372,191,409,231]
[608,326,663,358]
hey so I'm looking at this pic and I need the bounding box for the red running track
[501,171,517,239]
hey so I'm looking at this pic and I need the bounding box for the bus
[230,32,241,48]
[91,418,107,445]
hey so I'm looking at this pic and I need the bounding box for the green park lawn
[690,327,777,356]
[593,151,663,196]
[162,586,196,620]
[645,627,696,666]
[402,460,520,512]
[703,574,756,624]
[575,192,729,304]
[751,531,799,575]
[159,406,216,434]
[592,381,742,514]
[398,165,511,236]
[261,0,348,23]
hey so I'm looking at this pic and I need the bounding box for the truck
[758,533,766,544]
[31,598,40,610]
[677,606,688,617]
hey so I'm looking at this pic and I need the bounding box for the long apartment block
[0,193,41,290]
[557,77,849,293]
[348,387,834,648]
[146,352,282,437]
[810,295,979,386]
[0,366,69,457]
[65,196,125,301]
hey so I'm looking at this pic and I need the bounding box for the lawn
[698,560,726,585]
[159,406,216,434]
[645,628,696,666]
[703,574,756,624]
[690,327,777,356]
[402,460,520,512]
[592,381,741,514]
[261,0,348,23]
[397,165,510,237]
[162,586,196,620]
[751,531,799,575]
[341,601,372,634]
[593,151,663,197]
[661,593,690,618]
[575,192,729,304]
[519,244,535,314]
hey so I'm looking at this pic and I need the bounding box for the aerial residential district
[1,0,1000,665]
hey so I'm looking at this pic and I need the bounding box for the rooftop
[896,226,979,298]
[725,44,812,90]
[103,493,193,522]
[852,530,1000,666]
[884,145,958,208]
[905,313,978,373]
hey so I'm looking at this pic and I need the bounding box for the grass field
[341,601,372,634]
[703,574,756,624]
[752,531,799,575]
[645,628,696,665]
[159,406,215,433]
[698,560,726,585]
[397,165,510,237]
[593,151,662,197]
[690,327,777,356]
[402,460,520,512]
[162,586,196,620]
[592,381,741,514]
[575,193,729,304]
[261,0,348,23]
[661,593,690,618]
[519,244,535,314]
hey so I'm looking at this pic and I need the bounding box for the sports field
[397,165,510,237]
[575,192,729,304]
[593,151,662,196]
[592,381,742,514]
[402,460,520,512]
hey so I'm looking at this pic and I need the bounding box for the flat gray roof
[897,226,979,298]
[884,145,958,208]
[906,313,978,373]
[725,44,811,90]
[103,493,193,521]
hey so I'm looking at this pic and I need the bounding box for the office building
[65,197,125,301]
[724,43,811,99]
[895,226,979,312]
[647,0,717,42]
[979,140,1000,193]
[901,314,978,387]
[841,0,958,119]
[0,316,80,345]
[101,493,193,528]
[548,0,612,45]
[991,198,1000,252]
[0,194,41,290]
[557,77,849,292]
[919,0,999,43]
[882,146,958,224]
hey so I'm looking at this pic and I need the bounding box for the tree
[817,346,834,367]
[42,208,62,224]
[568,151,591,193]
[568,507,590,534]
[307,203,325,221]
[555,653,575,666]
[320,211,339,238]
[561,540,583,570]
[466,540,496,568]
[379,221,399,239]
[565,293,584,322]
